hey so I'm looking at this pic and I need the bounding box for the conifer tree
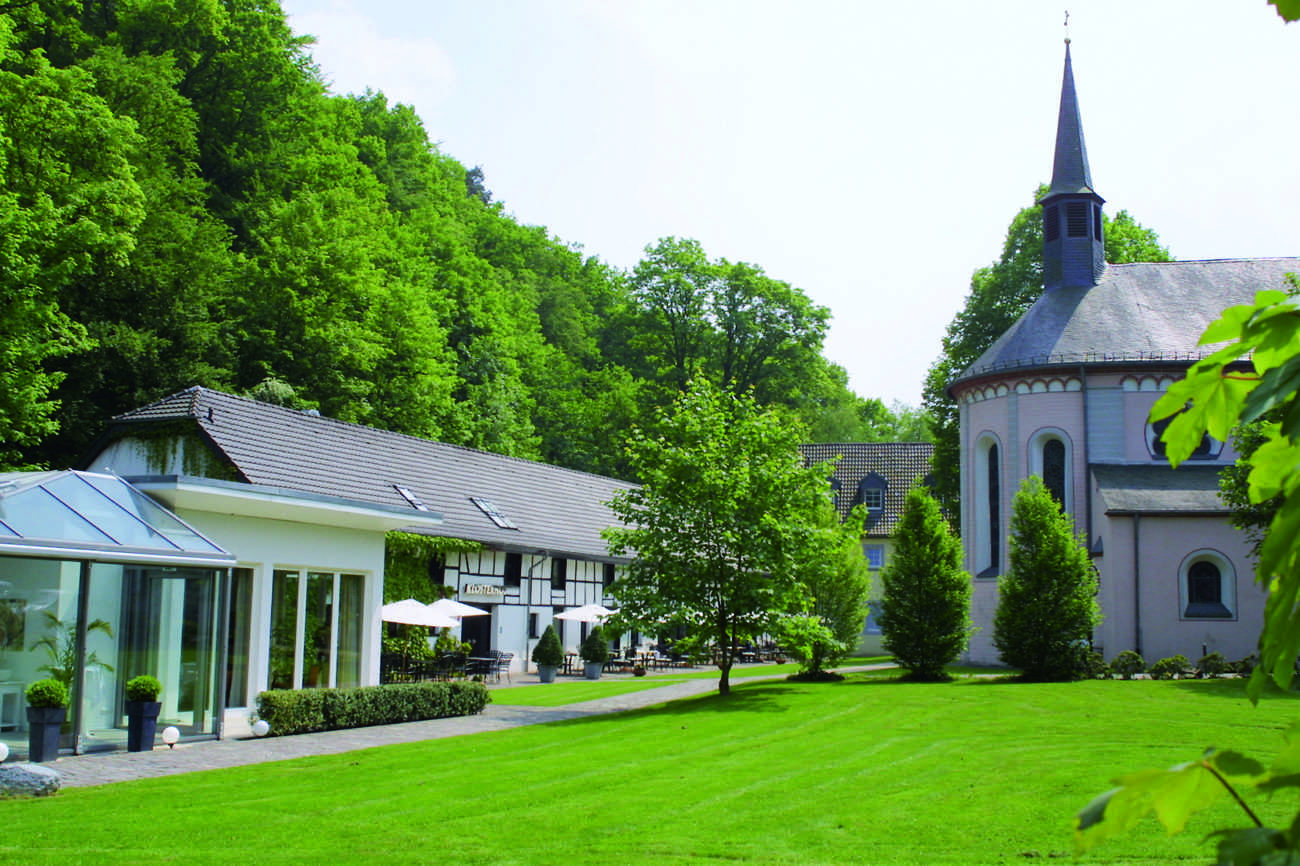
[993,476,1101,681]
[878,486,972,681]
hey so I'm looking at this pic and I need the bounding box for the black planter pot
[26,706,66,762]
[125,700,162,752]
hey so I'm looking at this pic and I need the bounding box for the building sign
[461,583,505,603]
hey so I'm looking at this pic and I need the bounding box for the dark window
[1043,439,1066,508]
[1150,416,1215,460]
[1066,202,1089,237]
[1185,561,1230,618]
[987,444,1000,571]
[528,612,539,639]
[1093,205,1103,241]
[1044,204,1060,242]
[551,558,567,591]
[603,562,615,585]
[504,552,522,587]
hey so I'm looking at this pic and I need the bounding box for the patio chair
[493,652,514,683]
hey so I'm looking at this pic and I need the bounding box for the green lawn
[4,674,1296,864]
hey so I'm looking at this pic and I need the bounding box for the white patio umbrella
[554,603,617,622]
[380,598,459,629]
[428,597,490,618]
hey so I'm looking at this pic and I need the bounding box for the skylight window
[470,496,518,529]
[394,484,429,511]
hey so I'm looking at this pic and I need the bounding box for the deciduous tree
[603,379,834,695]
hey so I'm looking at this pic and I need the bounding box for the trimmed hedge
[256,680,490,737]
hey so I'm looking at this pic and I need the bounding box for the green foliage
[255,680,489,736]
[383,531,479,603]
[382,628,436,660]
[779,499,871,675]
[1147,655,1191,680]
[124,674,162,702]
[923,188,1171,518]
[30,611,114,687]
[531,625,564,668]
[1109,650,1146,680]
[580,626,608,664]
[878,486,973,680]
[1149,284,1300,699]
[1270,1,1300,23]
[24,677,68,709]
[992,476,1101,681]
[603,379,839,695]
[1197,652,1230,678]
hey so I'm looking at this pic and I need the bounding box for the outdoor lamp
[161,726,180,749]
[251,719,270,737]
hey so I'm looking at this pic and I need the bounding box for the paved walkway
[50,666,893,789]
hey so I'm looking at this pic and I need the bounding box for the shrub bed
[256,680,490,737]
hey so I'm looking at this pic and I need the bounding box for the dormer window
[855,474,887,529]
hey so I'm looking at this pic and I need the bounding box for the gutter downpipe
[1079,366,1092,547]
[523,553,546,673]
[1133,514,1143,658]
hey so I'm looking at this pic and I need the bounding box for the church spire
[1041,39,1105,290]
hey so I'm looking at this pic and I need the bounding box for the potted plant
[124,674,163,752]
[531,625,564,683]
[580,626,608,680]
[25,677,68,762]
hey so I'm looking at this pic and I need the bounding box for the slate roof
[99,387,636,561]
[1092,464,1227,515]
[800,442,934,537]
[1044,42,1099,202]
[954,257,1300,386]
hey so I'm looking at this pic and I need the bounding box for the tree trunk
[718,659,732,695]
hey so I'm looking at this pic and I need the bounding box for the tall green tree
[878,485,972,680]
[780,499,871,677]
[603,379,835,695]
[923,188,1170,518]
[992,476,1101,681]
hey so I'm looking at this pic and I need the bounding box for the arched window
[1179,550,1235,619]
[1029,429,1073,514]
[973,436,1001,578]
[1148,416,1221,461]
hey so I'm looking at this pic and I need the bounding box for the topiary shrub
[580,626,608,664]
[1234,653,1259,676]
[1082,650,1109,679]
[124,674,162,702]
[1197,652,1230,678]
[531,624,564,667]
[1148,655,1191,680]
[25,678,68,709]
[1109,650,1146,680]
[256,680,490,736]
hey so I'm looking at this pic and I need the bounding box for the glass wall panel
[269,570,299,690]
[336,574,364,688]
[304,572,333,688]
[0,556,83,758]
[225,568,253,707]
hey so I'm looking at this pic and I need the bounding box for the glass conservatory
[0,471,233,759]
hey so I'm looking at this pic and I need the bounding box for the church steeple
[1040,40,1105,290]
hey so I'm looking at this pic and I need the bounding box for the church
[948,42,1300,667]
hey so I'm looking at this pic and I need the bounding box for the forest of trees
[0,0,922,478]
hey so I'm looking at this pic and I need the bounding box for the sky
[277,0,1300,407]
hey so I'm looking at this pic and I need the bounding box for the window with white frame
[1029,428,1072,514]
[1179,550,1235,619]
[973,435,1001,577]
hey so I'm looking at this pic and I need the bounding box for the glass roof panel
[0,471,229,558]
[80,474,223,553]
[0,486,115,544]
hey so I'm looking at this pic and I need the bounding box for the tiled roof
[1092,464,1227,515]
[103,387,636,561]
[800,442,935,537]
[954,257,1300,386]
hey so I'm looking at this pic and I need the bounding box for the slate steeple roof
[1043,42,1099,201]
